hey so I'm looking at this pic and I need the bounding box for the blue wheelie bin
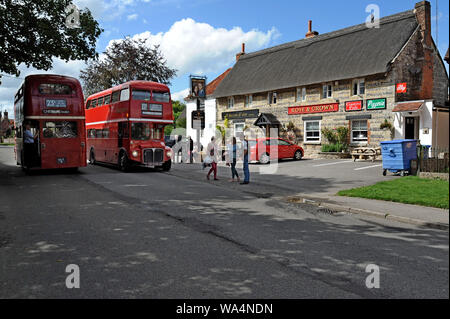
[380,140,418,176]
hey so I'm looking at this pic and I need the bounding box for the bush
[322,143,345,153]
[321,126,349,149]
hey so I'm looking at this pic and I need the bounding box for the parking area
[170,157,396,197]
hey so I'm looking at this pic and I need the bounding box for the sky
[0,0,449,115]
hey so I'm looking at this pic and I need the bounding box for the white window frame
[351,120,368,144]
[228,97,234,109]
[234,122,245,134]
[304,120,321,144]
[352,78,366,96]
[322,84,333,99]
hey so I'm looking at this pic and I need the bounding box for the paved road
[0,146,448,298]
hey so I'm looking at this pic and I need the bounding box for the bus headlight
[132,150,139,158]
[166,151,173,158]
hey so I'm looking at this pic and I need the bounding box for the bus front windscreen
[131,123,151,140]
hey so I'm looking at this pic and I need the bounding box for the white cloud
[171,88,189,102]
[0,59,87,114]
[127,13,138,20]
[122,18,279,76]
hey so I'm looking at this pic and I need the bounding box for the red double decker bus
[85,81,173,171]
[14,75,87,171]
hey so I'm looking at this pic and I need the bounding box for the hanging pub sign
[190,76,206,99]
[367,98,387,110]
[396,83,407,94]
[288,103,339,115]
[345,100,363,112]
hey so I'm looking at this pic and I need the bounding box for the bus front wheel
[162,160,172,172]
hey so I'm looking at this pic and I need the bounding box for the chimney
[414,1,433,99]
[305,20,319,38]
[236,43,245,62]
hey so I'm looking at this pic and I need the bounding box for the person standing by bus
[241,135,250,185]
[206,137,219,181]
[24,122,38,167]
[226,137,240,183]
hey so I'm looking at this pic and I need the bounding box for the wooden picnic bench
[351,147,382,162]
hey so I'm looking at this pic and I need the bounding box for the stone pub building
[213,1,449,157]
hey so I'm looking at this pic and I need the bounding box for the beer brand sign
[367,98,387,110]
[288,103,339,115]
[345,100,363,112]
[396,83,407,94]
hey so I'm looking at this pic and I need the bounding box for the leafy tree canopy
[80,37,177,97]
[0,0,102,84]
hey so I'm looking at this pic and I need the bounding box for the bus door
[118,121,129,149]
[22,121,41,168]
[40,120,82,169]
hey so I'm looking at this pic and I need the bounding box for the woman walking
[206,137,219,181]
[227,137,240,183]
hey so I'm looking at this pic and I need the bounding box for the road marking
[123,185,148,187]
[354,164,382,171]
[313,160,354,167]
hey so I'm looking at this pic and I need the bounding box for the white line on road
[123,185,148,187]
[354,164,382,171]
[313,160,354,167]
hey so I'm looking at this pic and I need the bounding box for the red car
[248,138,304,164]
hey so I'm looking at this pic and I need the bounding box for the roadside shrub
[322,143,345,153]
[322,126,349,150]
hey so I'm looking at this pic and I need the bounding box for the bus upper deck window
[152,91,170,103]
[39,84,72,95]
[112,91,120,103]
[132,90,151,101]
[120,88,130,101]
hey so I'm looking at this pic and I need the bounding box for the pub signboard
[345,100,363,112]
[222,109,259,121]
[288,103,339,115]
[367,98,387,110]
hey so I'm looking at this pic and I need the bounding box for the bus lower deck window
[43,121,77,138]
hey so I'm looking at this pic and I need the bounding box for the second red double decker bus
[85,81,174,171]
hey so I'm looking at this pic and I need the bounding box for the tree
[0,0,102,84]
[165,100,186,136]
[80,37,177,96]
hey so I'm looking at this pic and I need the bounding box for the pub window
[120,88,130,101]
[353,79,365,96]
[268,92,277,105]
[111,91,120,103]
[351,120,368,144]
[228,97,234,109]
[245,95,253,108]
[297,87,307,102]
[304,121,321,143]
[234,123,245,134]
[322,84,333,99]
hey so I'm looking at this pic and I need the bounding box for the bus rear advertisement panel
[85,81,174,172]
[14,75,87,170]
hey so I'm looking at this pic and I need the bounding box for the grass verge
[337,176,449,209]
